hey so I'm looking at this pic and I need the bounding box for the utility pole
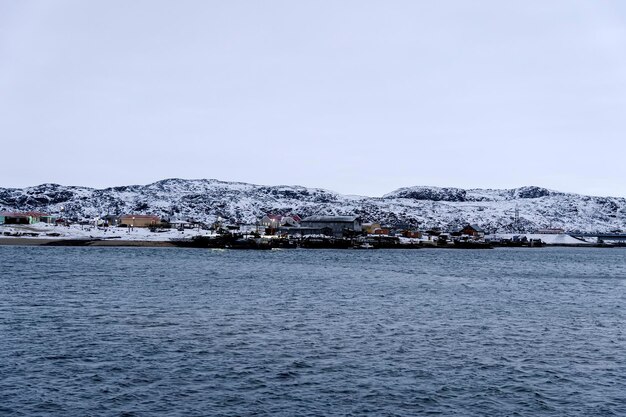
[505,205,521,232]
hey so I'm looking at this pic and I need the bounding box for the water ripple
[1,247,625,416]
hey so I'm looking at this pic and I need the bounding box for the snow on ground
[0,223,603,246]
[487,233,592,245]
[2,179,626,233]
[0,223,214,242]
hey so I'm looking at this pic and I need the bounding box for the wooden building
[459,224,485,238]
[119,214,161,227]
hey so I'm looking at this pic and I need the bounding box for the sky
[1,1,626,197]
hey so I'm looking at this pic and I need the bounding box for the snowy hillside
[1,179,625,233]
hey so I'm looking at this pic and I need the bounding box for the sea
[1,246,625,416]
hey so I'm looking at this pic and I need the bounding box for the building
[102,214,121,227]
[300,216,362,237]
[260,214,302,235]
[459,224,485,238]
[402,230,422,239]
[362,222,382,234]
[170,218,192,230]
[0,211,54,225]
[260,214,301,228]
[119,214,161,227]
[279,226,333,237]
[260,215,282,229]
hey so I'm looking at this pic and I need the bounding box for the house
[459,224,485,238]
[102,214,121,227]
[284,214,302,226]
[260,215,283,229]
[260,214,302,228]
[170,219,191,230]
[119,214,161,227]
[0,211,53,225]
[39,214,56,223]
[300,216,362,237]
[362,222,381,234]
[402,230,422,239]
[260,214,301,235]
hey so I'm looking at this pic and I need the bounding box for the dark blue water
[1,247,625,416]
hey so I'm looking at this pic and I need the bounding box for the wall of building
[300,220,361,237]
[3,216,34,225]
[120,217,159,227]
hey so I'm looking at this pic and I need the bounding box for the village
[0,210,603,248]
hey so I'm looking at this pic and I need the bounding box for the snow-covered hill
[1,179,625,233]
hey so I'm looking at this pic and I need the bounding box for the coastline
[0,237,614,249]
[0,238,178,247]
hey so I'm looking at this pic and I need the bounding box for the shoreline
[0,237,617,249]
[0,238,178,247]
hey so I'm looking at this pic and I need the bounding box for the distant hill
[1,179,625,233]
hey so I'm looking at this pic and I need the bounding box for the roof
[463,224,485,233]
[301,216,360,223]
[265,214,301,222]
[120,214,160,219]
[0,211,50,217]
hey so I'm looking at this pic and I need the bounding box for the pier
[569,233,626,243]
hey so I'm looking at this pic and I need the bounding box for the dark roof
[120,214,160,219]
[463,224,485,233]
[301,216,360,223]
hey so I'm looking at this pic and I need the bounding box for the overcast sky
[1,1,626,197]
